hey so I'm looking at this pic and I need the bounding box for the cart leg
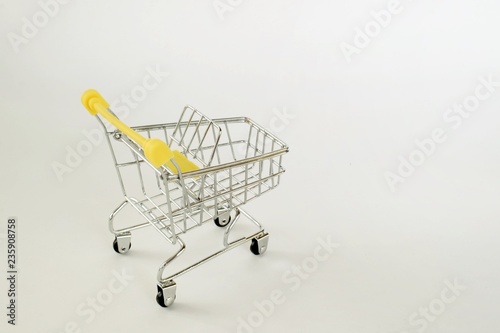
[235,208,269,255]
[238,207,263,230]
[108,201,133,254]
[155,210,269,307]
[108,200,129,234]
[224,208,269,256]
[155,237,186,307]
[157,237,186,283]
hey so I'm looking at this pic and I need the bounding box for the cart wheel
[214,215,231,227]
[250,233,269,255]
[156,282,177,307]
[214,206,232,227]
[113,237,131,254]
[156,291,166,307]
[156,291,176,308]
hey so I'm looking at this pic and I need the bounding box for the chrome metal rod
[157,237,186,282]
[108,200,129,234]
[223,208,241,247]
[159,230,265,283]
[165,149,288,180]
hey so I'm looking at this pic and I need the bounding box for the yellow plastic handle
[81,89,173,168]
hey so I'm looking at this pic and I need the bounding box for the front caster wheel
[156,282,177,307]
[250,233,269,255]
[214,205,232,227]
[156,292,177,307]
[113,233,131,254]
[214,215,231,227]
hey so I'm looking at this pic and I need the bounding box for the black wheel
[113,239,131,254]
[214,215,231,227]
[156,291,167,307]
[156,288,176,308]
[250,238,261,255]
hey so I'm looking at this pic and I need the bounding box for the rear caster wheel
[214,206,232,227]
[250,233,269,255]
[156,282,177,307]
[113,234,131,254]
[214,215,231,227]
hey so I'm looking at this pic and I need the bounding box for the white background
[1,0,500,332]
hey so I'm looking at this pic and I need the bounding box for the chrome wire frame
[96,105,288,285]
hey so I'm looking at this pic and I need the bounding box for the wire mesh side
[100,112,287,238]
[168,105,222,168]
[171,117,288,218]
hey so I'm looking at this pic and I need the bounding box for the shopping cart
[81,90,289,307]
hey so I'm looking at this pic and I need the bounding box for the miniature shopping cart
[81,90,288,307]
